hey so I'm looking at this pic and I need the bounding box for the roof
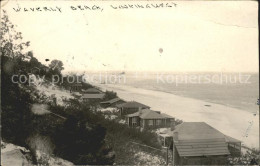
[175,138,230,157]
[82,94,105,99]
[100,98,123,104]
[174,122,225,140]
[126,109,174,120]
[224,135,241,143]
[125,109,149,117]
[161,113,174,119]
[140,109,164,119]
[116,101,150,109]
[71,83,82,86]
[83,88,102,93]
[173,122,239,157]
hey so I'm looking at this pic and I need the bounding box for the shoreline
[129,84,258,114]
[94,83,259,149]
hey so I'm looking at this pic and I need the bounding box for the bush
[103,90,118,101]
[53,114,114,165]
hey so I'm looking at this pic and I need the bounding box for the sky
[1,1,259,73]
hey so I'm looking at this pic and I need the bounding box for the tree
[49,59,64,73]
[53,107,115,165]
[1,10,35,146]
[1,10,30,61]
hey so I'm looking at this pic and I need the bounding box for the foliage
[53,115,114,165]
[98,118,162,164]
[0,10,30,60]
[228,149,259,165]
[1,76,34,146]
[1,11,166,165]
[47,59,64,80]
[103,90,118,100]
[175,118,183,126]
[48,100,115,165]
[1,11,114,165]
[49,60,64,72]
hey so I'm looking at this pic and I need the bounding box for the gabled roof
[100,98,124,104]
[173,122,239,157]
[116,101,150,109]
[83,88,102,93]
[125,109,174,120]
[82,93,105,99]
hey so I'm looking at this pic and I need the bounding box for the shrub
[103,90,118,100]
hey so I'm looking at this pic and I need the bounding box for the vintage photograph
[1,0,259,165]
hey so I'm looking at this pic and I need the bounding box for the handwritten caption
[12,3,177,13]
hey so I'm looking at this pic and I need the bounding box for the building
[82,93,105,102]
[100,98,126,108]
[125,109,175,129]
[116,101,150,116]
[82,88,102,94]
[172,122,241,165]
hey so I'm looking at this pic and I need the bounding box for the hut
[172,122,241,165]
[116,101,150,116]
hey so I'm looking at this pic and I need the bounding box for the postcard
[1,1,259,165]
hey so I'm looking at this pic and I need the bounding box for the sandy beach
[95,83,259,149]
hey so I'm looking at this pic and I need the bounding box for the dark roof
[116,101,150,109]
[175,138,230,157]
[126,109,174,120]
[82,94,105,99]
[83,88,102,93]
[100,98,124,104]
[173,122,239,157]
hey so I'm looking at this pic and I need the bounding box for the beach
[95,83,259,149]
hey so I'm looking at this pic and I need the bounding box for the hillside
[1,11,167,165]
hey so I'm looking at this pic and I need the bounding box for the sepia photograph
[0,0,259,165]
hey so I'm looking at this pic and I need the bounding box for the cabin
[172,122,241,165]
[82,88,102,94]
[125,109,175,129]
[81,93,105,102]
[100,98,126,108]
[116,101,150,116]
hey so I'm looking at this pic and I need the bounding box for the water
[114,72,259,113]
